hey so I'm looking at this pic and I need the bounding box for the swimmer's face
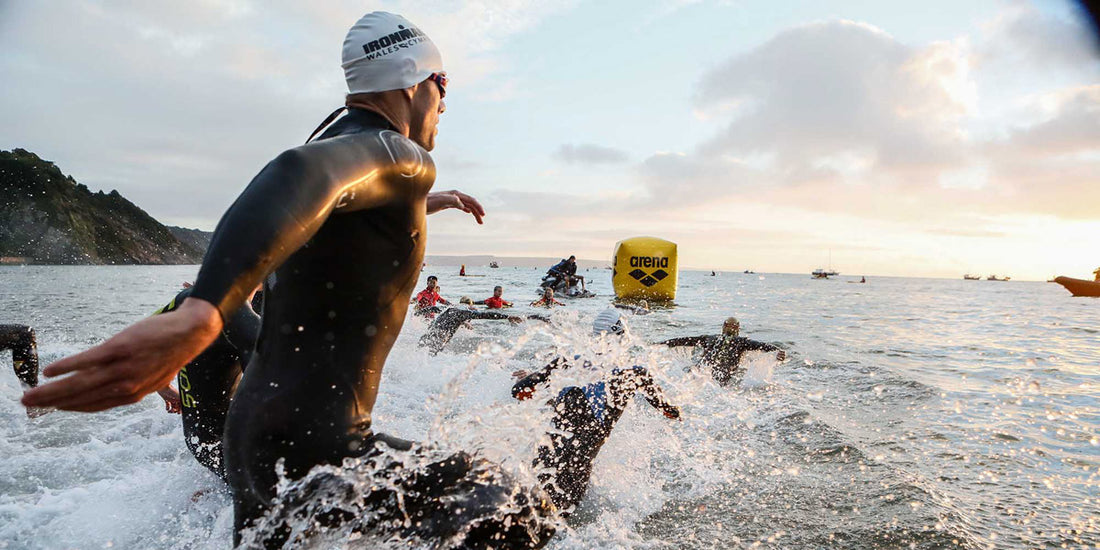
[427,277,438,290]
[408,73,446,151]
[494,287,503,298]
[543,288,554,299]
[722,318,740,337]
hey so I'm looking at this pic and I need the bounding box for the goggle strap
[305,106,349,144]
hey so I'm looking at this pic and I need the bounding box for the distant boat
[963,274,981,280]
[818,250,839,277]
[743,269,755,274]
[1053,269,1100,297]
[489,261,500,268]
[986,275,1010,281]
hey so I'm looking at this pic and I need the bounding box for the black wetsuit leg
[247,433,554,549]
[178,347,243,480]
[534,387,611,513]
[0,325,39,387]
[158,288,261,480]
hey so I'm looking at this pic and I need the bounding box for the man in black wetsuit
[658,317,786,386]
[512,355,680,514]
[25,11,554,549]
[1,324,39,389]
[1,324,49,417]
[153,285,261,480]
[418,307,524,355]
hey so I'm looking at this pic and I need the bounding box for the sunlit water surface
[0,266,1096,549]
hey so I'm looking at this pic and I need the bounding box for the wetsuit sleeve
[189,133,433,320]
[510,356,570,399]
[660,335,709,348]
[468,311,512,321]
[609,366,679,417]
[742,338,779,353]
[153,288,193,316]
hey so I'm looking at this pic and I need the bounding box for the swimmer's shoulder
[309,114,436,187]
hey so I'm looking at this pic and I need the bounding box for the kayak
[1053,276,1100,297]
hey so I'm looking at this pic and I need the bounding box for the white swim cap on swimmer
[593,308,626,336]
[342,12,443,94]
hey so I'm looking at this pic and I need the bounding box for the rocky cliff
[0,149,205,264]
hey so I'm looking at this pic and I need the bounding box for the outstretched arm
[659,335,709,348]
[426,189,484,224]
[25,134,432,412]
[609,366,680,419]
[511,356,572,399]
[742,338,785,360]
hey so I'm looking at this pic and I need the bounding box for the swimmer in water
[1,324,50,417]
[152,283,261,480]
[531,287,566,308]
[472,285,513,309]
[418,307,525,355]
[24,12,554,549]
[414,275,450,317]
[1,324,39,389]
[511,310,680,513]
[658,317,786,386]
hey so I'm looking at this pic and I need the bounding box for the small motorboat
[1053,275,1100,297]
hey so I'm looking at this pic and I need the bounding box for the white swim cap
[342,12,443,95]
[593,308,625,336]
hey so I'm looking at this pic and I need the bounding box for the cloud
[0,1,573,228]
[553,143,630,164]
[978,3,1100,72]
[695,20,970,183]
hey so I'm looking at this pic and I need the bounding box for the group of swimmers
[12,11,786,549]
[413,273,568,321]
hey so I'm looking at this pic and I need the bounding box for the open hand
[21,298,222,412]
[426,190,485,224]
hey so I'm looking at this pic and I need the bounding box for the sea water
[0,266,1096,549]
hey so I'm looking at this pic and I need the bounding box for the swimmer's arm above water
[742,338,786,361]
[658,336,709,348]
[610,366,681,420]
[426,189,484,223]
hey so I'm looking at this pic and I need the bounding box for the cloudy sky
[2,0,1098,279]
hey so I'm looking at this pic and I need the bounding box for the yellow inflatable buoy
[612,236,678,301]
